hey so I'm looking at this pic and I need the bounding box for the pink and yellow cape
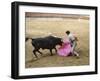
[57,40,72,57]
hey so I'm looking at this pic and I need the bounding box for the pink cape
[57,42,72,57]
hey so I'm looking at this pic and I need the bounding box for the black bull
[26,36,63,58]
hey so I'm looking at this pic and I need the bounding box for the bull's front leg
[54,48,57,53]
[33,50,38,58]
[50,49,53,56]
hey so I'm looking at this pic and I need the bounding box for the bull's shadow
[26,51,57,63]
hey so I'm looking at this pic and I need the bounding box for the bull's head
[56,38,63,46]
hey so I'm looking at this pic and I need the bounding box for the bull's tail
[25,37,33,42]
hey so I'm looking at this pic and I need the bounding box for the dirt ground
[25,17,89,68]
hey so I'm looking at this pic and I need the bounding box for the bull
[26,36,63,58]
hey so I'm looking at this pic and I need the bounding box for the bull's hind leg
[37,50,43,55]
[33,50,38,58]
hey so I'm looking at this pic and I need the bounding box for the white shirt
[67,33,75,42]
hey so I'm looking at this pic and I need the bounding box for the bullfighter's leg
[50,49,53,56]
[73,51,79,57]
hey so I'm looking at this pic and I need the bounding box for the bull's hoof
[50,54,53,56]
[34,57,38,60]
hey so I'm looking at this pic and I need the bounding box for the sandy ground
[25,18,89,68]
